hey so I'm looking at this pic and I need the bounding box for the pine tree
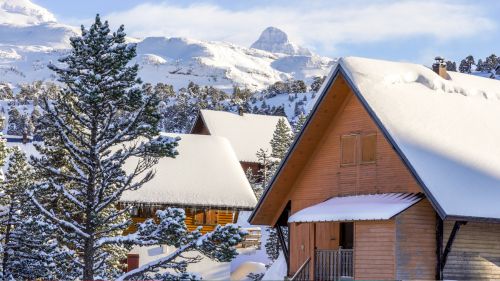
[256,148,272,189]
[294,113,307,136]
[0,148,76,280]
[270,118,293,160]
[484,54,498,72]
[459,59,471,73]
[0,85,13,100]
[445,61,456,71]
[310,76,326,92]
[29,15,245,280]
[246,168,262,200]
[6,106,22,135]
[476,59,484,72]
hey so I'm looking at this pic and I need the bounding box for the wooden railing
[315,248,353,281]
[291,257,311,281]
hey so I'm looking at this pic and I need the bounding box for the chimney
[22,129,28,144]
[432,56,450,80]
[238,106,244,116]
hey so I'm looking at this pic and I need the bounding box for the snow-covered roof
[120,133,257,208]
[198,109,291,163]
[288,193,422,223]
[338,57,500,221]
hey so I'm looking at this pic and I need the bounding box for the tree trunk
[83,236,95,281]
[83,117,98,281]
[2,206,13,280]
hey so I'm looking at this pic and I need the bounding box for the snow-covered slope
[0,0,334,91]
[0,0,56,26]
[251,26,311,56]
[126,32,333,90]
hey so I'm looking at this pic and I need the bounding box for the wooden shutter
[361,134,376,163]
[205,210,218,225]
[194,210,205,225]
[341,135,357,165]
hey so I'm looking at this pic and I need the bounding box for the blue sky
[33,0,500,65]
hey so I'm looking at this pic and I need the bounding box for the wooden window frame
[340,133,377,166]
[194,210,205,225]
[193,209,219,226]
[205,209,218,226]
[340,134,357,166]
[360,133,377,165]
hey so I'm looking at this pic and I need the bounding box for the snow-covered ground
[129,211,273,280]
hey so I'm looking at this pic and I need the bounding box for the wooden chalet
[191,109,291,174]
[120,133,257,270]
[249,57,500,280]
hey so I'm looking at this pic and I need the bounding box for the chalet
[191,109,291,173]
[120,133,257,270]
[249,57,500,280]
[120,133,257,234]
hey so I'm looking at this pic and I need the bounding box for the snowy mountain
[0,0,334,91]
[251,26,311,56]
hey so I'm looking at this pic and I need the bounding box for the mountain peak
[0,0,56,26]
[251,26,311,56]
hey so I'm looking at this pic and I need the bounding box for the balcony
[292,248,354,281]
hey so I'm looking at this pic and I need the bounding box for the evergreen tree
[29,15,244,280]
[256,148,272,189]
[245,168,262,200]
[270,118,293,160]
[476,59,484,72]
[310,76,326,92]
[459,59,471,73]
[6,106,22,135]
[465,55,475,68]
[0,85,13,100]
[294,113,307,136]
[0,148,76,280]
[484,54,498,72]
[265,227,288,263]
[445,61,456,71]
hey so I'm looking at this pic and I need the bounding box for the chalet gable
[191,109,291,164]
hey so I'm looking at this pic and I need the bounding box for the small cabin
[249,57,500,280]
[191,109,291,174]
[120,133,257,271]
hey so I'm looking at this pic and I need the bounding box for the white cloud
[99,0,495,54]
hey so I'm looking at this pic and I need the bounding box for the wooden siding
[285,75,423,277]
[289,91,421,212]
[395,199,437,280]
[354,221,396,280]
[190,115,210,135]
[126,208,237,234]
[289,222,312,275]
[241,161,260,176]
[443,221,500,280]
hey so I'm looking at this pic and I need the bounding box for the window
[194,209,219,225]
[341,135,356,165]
[341,133,377,165]
[205,210,218,225]
[194,210,205,225]
[361,134,376,163]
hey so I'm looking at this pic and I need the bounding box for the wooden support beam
[435,215,443,280]
[440,221,467,273]
[276,225,289,266]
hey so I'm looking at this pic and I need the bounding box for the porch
[283,193,424,280]
[291,248,354,281]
